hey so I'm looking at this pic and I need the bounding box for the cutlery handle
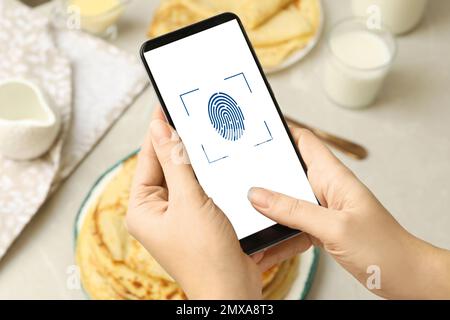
[284,116,368,160]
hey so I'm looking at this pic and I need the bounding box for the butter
[70,0,120,16]
[70,0,124,36]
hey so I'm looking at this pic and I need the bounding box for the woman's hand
[248,127,450,299]
[126,107,262,300]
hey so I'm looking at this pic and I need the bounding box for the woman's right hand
[248,127,450,299]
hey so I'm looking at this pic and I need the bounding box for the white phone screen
[144,19,317,239]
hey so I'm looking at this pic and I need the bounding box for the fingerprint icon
[208,92,245,141]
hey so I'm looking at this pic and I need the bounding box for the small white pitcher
[0,78,61,160]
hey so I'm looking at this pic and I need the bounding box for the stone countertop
[0,0,449,299]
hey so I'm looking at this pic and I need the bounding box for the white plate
[74,150,319,300]
[264,0,325,74]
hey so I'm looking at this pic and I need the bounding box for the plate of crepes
[147,0,323,73]
[75,152,319,300]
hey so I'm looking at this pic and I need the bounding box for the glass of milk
[352,0,428,35]
[323,18,396,109]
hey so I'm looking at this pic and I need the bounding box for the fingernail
[150,120,171,145]
[248,187,273,209]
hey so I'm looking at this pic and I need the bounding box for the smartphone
[140,13,318,254]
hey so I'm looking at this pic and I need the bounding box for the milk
[324,22,395,109]
[352,0,428,35]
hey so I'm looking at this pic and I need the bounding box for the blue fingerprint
[208,92,245,141]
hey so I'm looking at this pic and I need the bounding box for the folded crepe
[148,0,321,68]
[248,1,313,46]
[194,0,294,29]
[76,155,299,300]
[149,0,294,32]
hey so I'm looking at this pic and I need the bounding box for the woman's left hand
[126,106,263,299]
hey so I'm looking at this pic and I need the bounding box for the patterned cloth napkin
[0,1,148,260]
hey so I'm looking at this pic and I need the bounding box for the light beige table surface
[0,0,449,299]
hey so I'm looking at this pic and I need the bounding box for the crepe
[263,256,299,299]
[255,35,311,69]
[147,0,321,69]
[76,155,299,300]
[248,2,313,46]
[149,0,294,33]
[194,0,295,29]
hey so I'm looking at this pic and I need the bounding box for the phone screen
[143,18,317,239]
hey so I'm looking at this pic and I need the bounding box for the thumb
[247,187,338,241]
[150,119,203,199]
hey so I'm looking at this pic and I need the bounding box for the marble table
[0,0,449,299]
